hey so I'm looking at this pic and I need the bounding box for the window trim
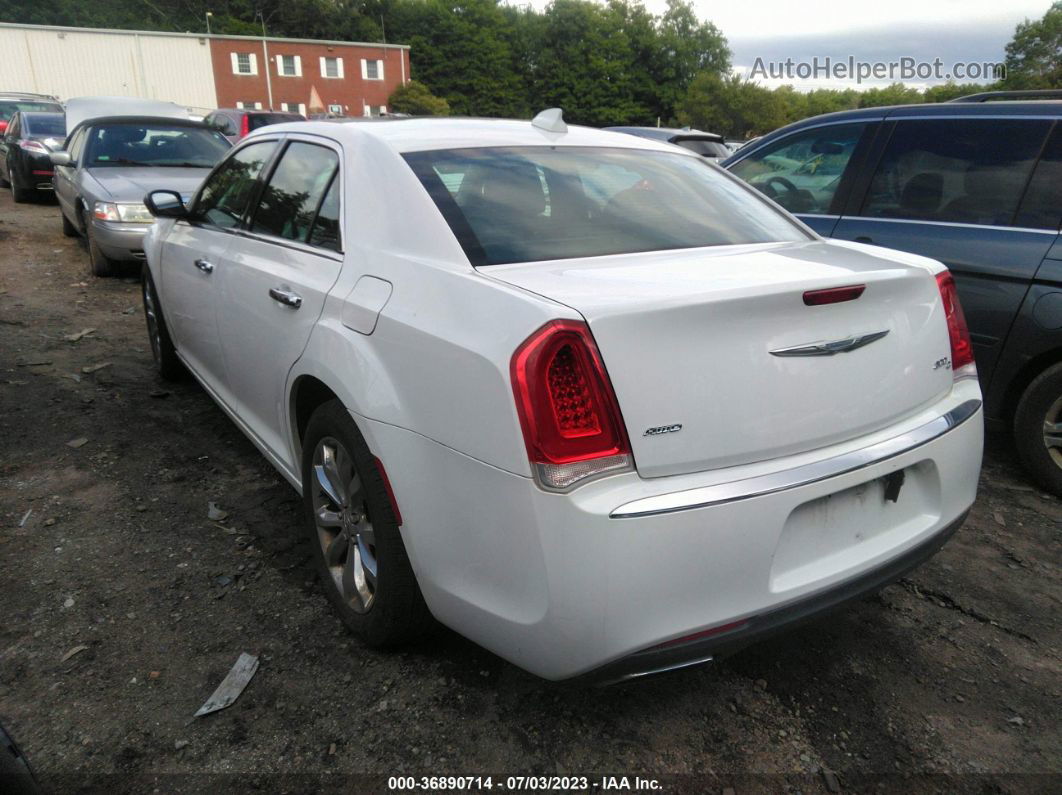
[231,52,258,76]
[241,135,345,256]
[277,54,302,78]
[319,56,344,79]
[361,58,384,81]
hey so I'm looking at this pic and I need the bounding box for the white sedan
[140,112,983,682]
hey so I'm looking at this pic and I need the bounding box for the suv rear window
[404,146,806,266]
[0,100,63,120]
[860,119,1052,227]
[247,113,302,131]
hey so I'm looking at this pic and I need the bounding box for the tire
[1013,362,1062,497]
[0,723,41,795]
[141,267,185,381]
[61,209,78,237]
[10,170,30,203]
[85,221,115,277]
[0,165,9,188]
[301,399,432,647]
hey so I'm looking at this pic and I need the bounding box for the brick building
[0,22,411,117]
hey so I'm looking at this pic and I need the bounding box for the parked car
[605,126,732,159]
[204,108,304,144]
[51,114,230,276]
[723,94,1062,495]
[0,111,65,201]
[140,113,982,682]
[0,92,62,134]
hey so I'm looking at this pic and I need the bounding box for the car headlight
[93,201,154,224]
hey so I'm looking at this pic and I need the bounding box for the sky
[516,0,1053,91]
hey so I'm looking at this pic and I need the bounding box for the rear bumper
[364,379,984,681]
[583,508,968,684]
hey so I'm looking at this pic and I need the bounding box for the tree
[677,73,786,138]
[389,80,450,115]
[1002,1,1062,89]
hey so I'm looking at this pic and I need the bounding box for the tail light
[935,271,976,379]
[240,114,250,138]
[19,139,48,154]
[511,320,632,490]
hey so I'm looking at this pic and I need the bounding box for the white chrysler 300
[140,112,983,682]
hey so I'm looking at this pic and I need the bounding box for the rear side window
[308,174,342,251]
[728,123,867,214]
[404,146,806,266]
[209,113,238,137]
[859,119,1051,227]
[250,142,339,245]
[194,140,277,229]
[1015,125,1062,231]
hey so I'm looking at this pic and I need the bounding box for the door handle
[269,287,302,309]
[194,258,214,274]
[854,236,874,244]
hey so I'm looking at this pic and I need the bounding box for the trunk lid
[489,240,955,478]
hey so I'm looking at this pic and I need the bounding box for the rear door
[727,121,879,237]
[215,137,344,463]
[54,126,86,223]
[160,139,279,395]
[831,117,1057,388]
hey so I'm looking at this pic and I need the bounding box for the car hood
[87,167,209,203]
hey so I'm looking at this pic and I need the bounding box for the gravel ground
[0,191,1059,794]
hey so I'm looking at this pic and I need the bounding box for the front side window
[193,140,277,229]
[859,119,1051,227]
[84,123,231,168]
[729,123,866,215]
[250,142,339,245]
[404,146,807,266]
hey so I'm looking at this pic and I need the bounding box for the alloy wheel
[311,437,377,613]
[1044,395,1062,469]
[143,278,162,364]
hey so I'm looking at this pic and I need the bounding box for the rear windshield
[674,139,731,158]
[248,113,302,131]
[404,146,807,266]
[85,122,231,168]
[24,113,66,137]
[0,100,63,120]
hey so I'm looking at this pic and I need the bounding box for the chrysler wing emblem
[770,330,889,357]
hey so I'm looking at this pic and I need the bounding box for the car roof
[213,108,302,115]
[250,116,688,155]
[725,100,1062,163]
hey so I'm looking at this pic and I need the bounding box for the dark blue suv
[724,93,1062,495]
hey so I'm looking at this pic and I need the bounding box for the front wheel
[85,222,116,277]
[301,400,432,647]
[1014,362,1062,497]
[61,209,78,237]
[141,267,184,381]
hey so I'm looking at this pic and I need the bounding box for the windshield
[0,100,63,120]
[248,113,302,131]
[24,113,66,137]
[404,146,807,266]
[85,123,231,168]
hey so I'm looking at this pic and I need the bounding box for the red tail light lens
[240,114,250,138]
[936,271,975,377]
[511,320,632,490]
[803,284,865,306]
[19,139,48,154]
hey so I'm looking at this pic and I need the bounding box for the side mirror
[144,190,188,218]
[49,150,72,166]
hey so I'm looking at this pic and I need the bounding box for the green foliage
[388,79,450,115]
[1002,1,1062,89]
[677,73,787,139]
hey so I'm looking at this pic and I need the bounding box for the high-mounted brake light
[935,271,976,379]
[511,320,632,490]
[803,284,865,306]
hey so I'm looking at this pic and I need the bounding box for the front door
[215,139,344,465]
[159,139,279,394]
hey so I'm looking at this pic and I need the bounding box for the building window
[277,54,301,77]
[362,59,384,81]
[231,52,258,75]
[320,56,344,79]
[236,101,263,110]
[363,104,387,117]
[281,102,307,116]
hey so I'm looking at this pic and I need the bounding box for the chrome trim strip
[839,216,1060,235]
[770,330,889,357]
[611,399,982,519]
[615,654,715,684]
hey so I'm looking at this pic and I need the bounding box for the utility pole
[205,11,212,35]
[257,11,274,110]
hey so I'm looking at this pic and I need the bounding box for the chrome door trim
[839,216,1059,236]
[610,399,982,519]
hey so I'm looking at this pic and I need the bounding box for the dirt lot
[0,190,1059,794]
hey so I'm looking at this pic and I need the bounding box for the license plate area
[770,461,941,594]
